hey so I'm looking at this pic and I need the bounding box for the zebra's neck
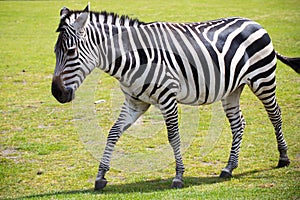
[88,13,151,83]
[94,22,137,81]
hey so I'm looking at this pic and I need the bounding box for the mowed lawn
[0,0,299,199]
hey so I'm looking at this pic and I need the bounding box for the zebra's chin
[51,79,75,104]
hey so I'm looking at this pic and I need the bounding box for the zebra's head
[52,4,95,103]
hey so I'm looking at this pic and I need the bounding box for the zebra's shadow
[14,168,275,199]
[101,176,226,194]
[14,176,225,200]
[100,167,273,194]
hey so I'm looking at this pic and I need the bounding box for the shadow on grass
[12,168,274,199]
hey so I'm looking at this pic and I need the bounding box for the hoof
[95,178,107,191]
[171,178,184,189]
[277,158,290,168]
[220,169,232,178]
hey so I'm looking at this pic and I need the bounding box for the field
[0,0,299,199]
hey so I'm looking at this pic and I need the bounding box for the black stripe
[241,50,275,84]
[216,19,247,53]
[250,64,276,86]
[206,18,236,41]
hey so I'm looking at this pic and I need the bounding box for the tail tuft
[276,52,300,74]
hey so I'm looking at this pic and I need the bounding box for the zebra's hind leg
[160,99,185,188]
[250,77,290,169]
[220,86,245,178]
[95,99,150,190]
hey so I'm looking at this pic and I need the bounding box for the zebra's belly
[176,92,222,106]
[175,83,225,106]
[121,79,229,106]
[132,90,221,106]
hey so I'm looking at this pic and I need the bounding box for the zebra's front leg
[95,100,150,190]
[160,100,185,188]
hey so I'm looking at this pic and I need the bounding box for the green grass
[0,0,299,199]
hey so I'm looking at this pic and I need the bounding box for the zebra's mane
[57,10,145,32]
[91,11,145,26]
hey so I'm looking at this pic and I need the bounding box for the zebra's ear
[73,6,90,32]
[60,7,70,19]
[83,2,90,12]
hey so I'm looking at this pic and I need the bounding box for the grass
[0,0,299,199]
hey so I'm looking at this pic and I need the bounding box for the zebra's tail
[276,51,300,74]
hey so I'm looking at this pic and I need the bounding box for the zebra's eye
[67,47,76,56]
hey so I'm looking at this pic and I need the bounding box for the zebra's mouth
[52,77,75,103]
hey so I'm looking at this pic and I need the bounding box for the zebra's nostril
[52,79,63,100]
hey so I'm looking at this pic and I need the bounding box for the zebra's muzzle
[51,77,74,103]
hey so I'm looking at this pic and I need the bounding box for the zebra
[52,4,300,190]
